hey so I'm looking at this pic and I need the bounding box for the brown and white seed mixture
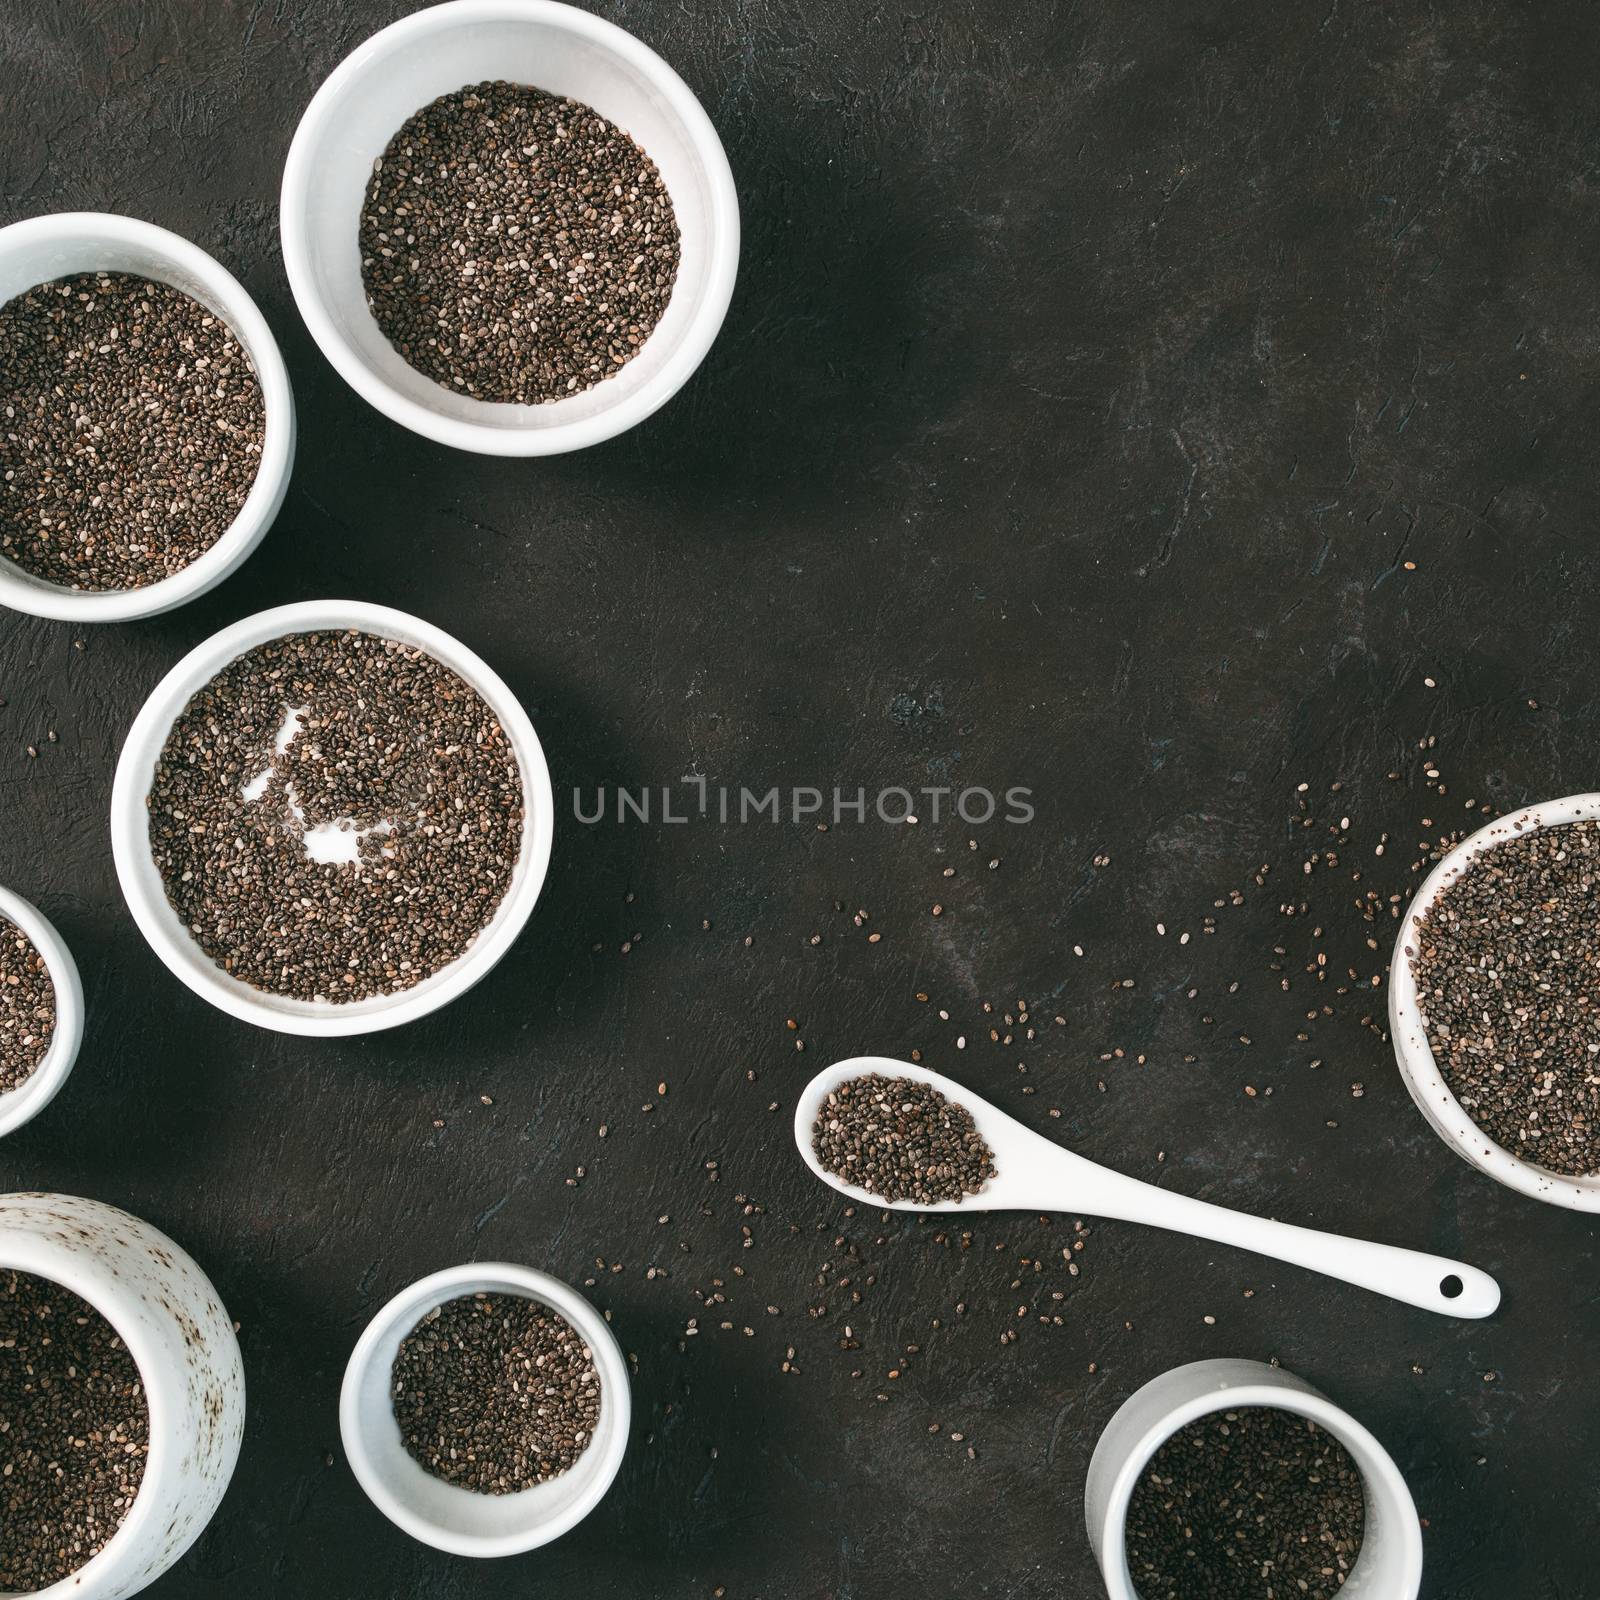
[0,1270,149,1592]
[1125,1407,1365,1600]
[0,917,54,1092]
[391,1293,600,1492]
[1410,819,1600,1175]
[813,1072,996,1204]
[147,629,523,1002]
[360,81,680,404]
[0,273,264,591]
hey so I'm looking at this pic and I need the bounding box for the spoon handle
[1051,1159,1500,1318]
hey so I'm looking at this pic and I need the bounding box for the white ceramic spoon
[795,1057,1500,1319]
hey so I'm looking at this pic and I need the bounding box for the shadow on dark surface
[203,1272,783,1594]
[583,1306,781,1577]
[532,92,978,523]
[335,665,650,1082]
[1,910,238,1184]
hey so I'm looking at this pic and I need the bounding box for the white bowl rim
[279,0,741,457]
[1096,1375,1422,1600]
[0,1199,176,1600]
[1389,792,1600,1210]
[0,887,84,1137]
[109,599,554,1037]
[0,211,294,622]
[338,1261,631,1556]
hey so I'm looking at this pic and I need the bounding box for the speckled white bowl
[280,0,739,456]
[0,212,294,622]
[109,599,554,1037]
[1390,793,1600,1210]
[340,1263,630,1557]
[0,1191,245,1600]
[1086,1359,1421,1600]
[0,886,84,1137]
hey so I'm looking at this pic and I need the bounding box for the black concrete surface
[2,2,1598,1596]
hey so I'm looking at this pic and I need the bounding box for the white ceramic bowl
[109,599,554,1037]
[0,212,294,622]
[340,1263,630,1557]
[1390,792,1600,1209]
[0,886,85,1137]
[1086,1358,1422,1600]
[280,0,739,456]
[0,1191,245,1600]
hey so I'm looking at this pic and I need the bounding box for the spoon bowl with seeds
[797,1057,1500,1319]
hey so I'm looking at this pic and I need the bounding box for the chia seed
[359,82,680,404]
[1410,819,1600,1175]
[1125,1407,1365,1599]
[812,1073,996,1204]
[0,918,54,1092]
[391,1292,600,1493]
[146,629,524,1003]
[0,1270,149,1591]
[0,273,264,591]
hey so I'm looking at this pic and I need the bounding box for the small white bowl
[1086,1358,1422,1600]
[280,0,740,457]
[340,1263,630,1557]
[109,599,554,1037]
[0,1190,245,1600]
[1390,792,1600,1209]
[0,212,295,622]
[0,886,84,1137]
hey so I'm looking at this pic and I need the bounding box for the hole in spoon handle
[1432,1263,1499,1319]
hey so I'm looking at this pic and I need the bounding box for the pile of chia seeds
[0,272,264,591]
[1409,819,1600,1175]
[391,1292,600,1492]
[146,629,524,1003]
[359,81,680,404]
[0,918,54,1092]
[812,1073,996,1204]
[0,1270,149,1591]
[1125,1407,1366,1599]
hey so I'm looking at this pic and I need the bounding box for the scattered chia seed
[813,1073,996,1204]
[360,82,680,404]
[391,1292,600,1493]
[1125,1407,1365,1600]
[0,918,54,1092]
[0,273,264,591]
[0,1270,149,1591]
[1410,819,1600,1175]
[147,629,523,1003]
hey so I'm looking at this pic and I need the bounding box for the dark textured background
[3,1,1599,1596]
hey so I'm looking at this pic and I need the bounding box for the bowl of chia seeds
[1390,793,1600,1210]
[339,1262,630,1556]
[110,599,553,1036]
[0,211,294,622]
[279,0,738,456]
[1086,1358,1422,1600]
[0,886,84,1138]
[0,1191,245,1599]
